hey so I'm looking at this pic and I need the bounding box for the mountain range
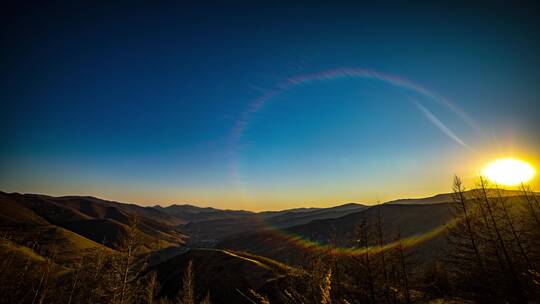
[0,189,534,303]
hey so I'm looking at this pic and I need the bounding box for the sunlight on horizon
[482,158,535,186]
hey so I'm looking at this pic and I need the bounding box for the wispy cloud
[413,100,473,151]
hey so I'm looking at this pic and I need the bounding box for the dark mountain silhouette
[218,189,536,266]
[384,193,454,205]
[1,188,538,303]
[154,248,299,304]
[180,203,367,243]
[384,189,531,205]
[155,204,255,223]
[35,194,185,226]
[218,203,454,265]
[257,207,323,218]
[0,192,186,252]
[264,202,366,228]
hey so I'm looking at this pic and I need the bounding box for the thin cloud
[413,100,473,151]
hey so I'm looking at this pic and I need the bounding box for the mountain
[155,204,254,223]
[182,216,264,244]
[1,189,536,303]
[218,190,538,266]
[36,194,185,226]
[0,191,366,254]
[384,193,454,205]
[264,202,366,228]
[218,203,454,265]
[2,223,106,265]
[384,189,533,205]
[181,203,368,243]
[0,192,186,254]
[257,207,322,218]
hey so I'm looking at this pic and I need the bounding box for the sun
[482,158,535,186]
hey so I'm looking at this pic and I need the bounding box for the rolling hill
[384,189,534,205]
[0,192,186,258]
[155,204,254,223]
[154,248,300,304]
[264,202,366,228]
[180,203,368,243]
[218,203,455,265]
[1,189,532,267]
[218,189,537,266]
[1,188,537,303]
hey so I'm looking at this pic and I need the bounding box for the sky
[1,1,540,211]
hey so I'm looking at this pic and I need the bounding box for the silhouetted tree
[375,203,390,304]
[180,260,195,304]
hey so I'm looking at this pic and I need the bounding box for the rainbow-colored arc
[231,213,460,257]
[226,68,472,256]
[228,67,478,200]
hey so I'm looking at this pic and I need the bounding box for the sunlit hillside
[2,182,540,303]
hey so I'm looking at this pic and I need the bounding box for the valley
[2,187,538,303]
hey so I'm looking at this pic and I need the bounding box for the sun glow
[482,158,535,186]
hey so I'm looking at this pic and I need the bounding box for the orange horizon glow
[2,149,539,211]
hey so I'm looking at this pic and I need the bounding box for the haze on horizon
[1,1,540,211]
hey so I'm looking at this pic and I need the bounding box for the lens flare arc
[225,67,478,257]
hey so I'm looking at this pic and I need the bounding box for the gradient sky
[1,1,540,211]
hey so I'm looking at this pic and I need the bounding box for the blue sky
[1,1,539,210]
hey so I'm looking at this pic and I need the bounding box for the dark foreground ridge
[1,184,539,303]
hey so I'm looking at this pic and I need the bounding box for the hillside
[154,248,300,304]
[264,202,367,228]
[384,189,534,205]
[155,204,254,223]
[0,192,186,254]
[219,203,454,265]
[28,193,185,227]
[180,190,524,245]
[181,203,368,243]
[219,190,539,267]
[0,189,538,303]
[257,207,322,218]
